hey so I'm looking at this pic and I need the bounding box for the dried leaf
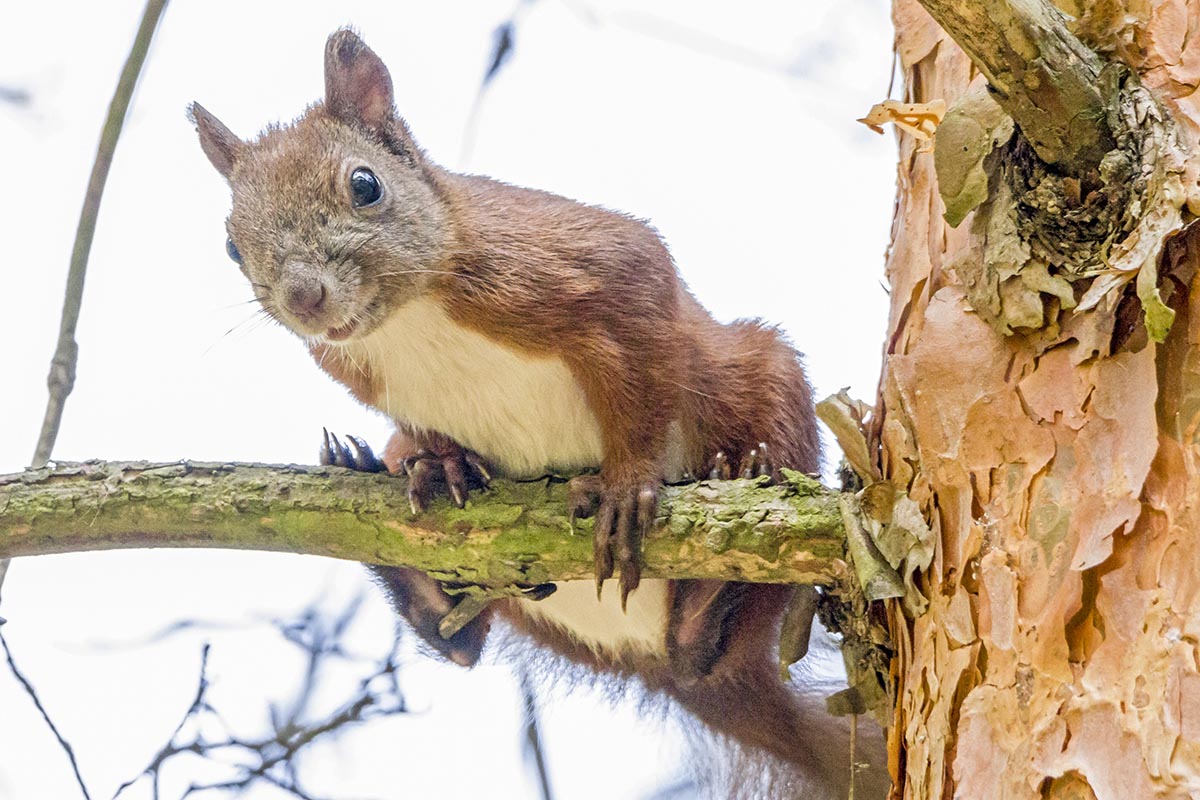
[826,685,867,718]
[778,586,817,678]
[816,390,880,482]
[1076,269,1135,312]
[858,98,946,152]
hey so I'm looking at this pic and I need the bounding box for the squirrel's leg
[369,565,491,667]
[668,445,782,680]
[319,427,492,666]
[667,580,758,681]
[566,471,659,608]
[561,501,764,681]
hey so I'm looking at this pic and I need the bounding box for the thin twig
[848,712,857,800]
[112,643,213,800]
[519,668,554,800]
[459,0,537,167]
[0,85,32,106]
[31,0,169,468]
[113,597,407,800]
[9,0,169,611]
[1,628,93,799]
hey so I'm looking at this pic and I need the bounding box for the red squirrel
[192,29,881,796]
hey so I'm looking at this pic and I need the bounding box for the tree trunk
[881,1,1200,797]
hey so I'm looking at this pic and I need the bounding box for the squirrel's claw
[703,443,777,483]
[320,428,385,472]
[592,499,616,596]
[707,451,731,480]
[613,493,640,607]
[346,434,384,472]
[401,446,491,515]
[319,427,341,466]
[405,458,433,514]
[567,474,603,529]
[568,475,658,608]
[739,442,774,480]
[464,451,493,486]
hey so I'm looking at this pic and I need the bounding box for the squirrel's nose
[281,276,327,318]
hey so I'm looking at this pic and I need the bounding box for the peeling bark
[881,1,1200,797]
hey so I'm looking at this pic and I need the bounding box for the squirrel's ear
[189,103,242,179]
[324,29,394,135]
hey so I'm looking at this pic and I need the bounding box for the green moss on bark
[1,461,847,587]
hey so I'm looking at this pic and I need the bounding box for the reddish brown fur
[501,584,831,770]
[308,343,377,404]
[193,28,858,793]
[373,165,825,766]
[421,171,820,482]
[370,165,827,776]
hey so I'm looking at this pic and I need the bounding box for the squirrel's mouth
[309,292,385,343]
[324,320,359,341]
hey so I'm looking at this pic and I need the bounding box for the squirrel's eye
[226,237,243,264]
[350,167,383,208]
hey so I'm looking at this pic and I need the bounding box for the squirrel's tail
[666,586,891,799]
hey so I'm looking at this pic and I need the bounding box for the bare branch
[0,85,32,106]
[31,0,169,468]
[915,0,1115,173]
[1,628,93,800]
[0,461,845,587]
[114,600,407,800]
[519,668,554,800]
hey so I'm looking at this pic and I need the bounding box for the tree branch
[32,0,169,468]
[0,462,846,586]
[915,0,1114,173]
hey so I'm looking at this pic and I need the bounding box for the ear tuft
[190,102,242,180]
[324,28,395,135]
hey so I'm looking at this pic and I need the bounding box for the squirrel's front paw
[568,475,659,608]
[402,445,491,514]
[319,428,491,514]
[320,428,386,472]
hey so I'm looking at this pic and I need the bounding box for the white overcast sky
[0,1,897,798]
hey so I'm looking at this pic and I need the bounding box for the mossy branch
[916,0,1114,173]
[0,461,847,587]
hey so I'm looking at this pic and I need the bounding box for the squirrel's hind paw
[705,442,776,482]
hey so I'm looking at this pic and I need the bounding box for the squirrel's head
[190,29,449,343]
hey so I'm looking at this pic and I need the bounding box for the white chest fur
[346,297,605,477]
[344,297,670,656]
[520,579,670,656]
